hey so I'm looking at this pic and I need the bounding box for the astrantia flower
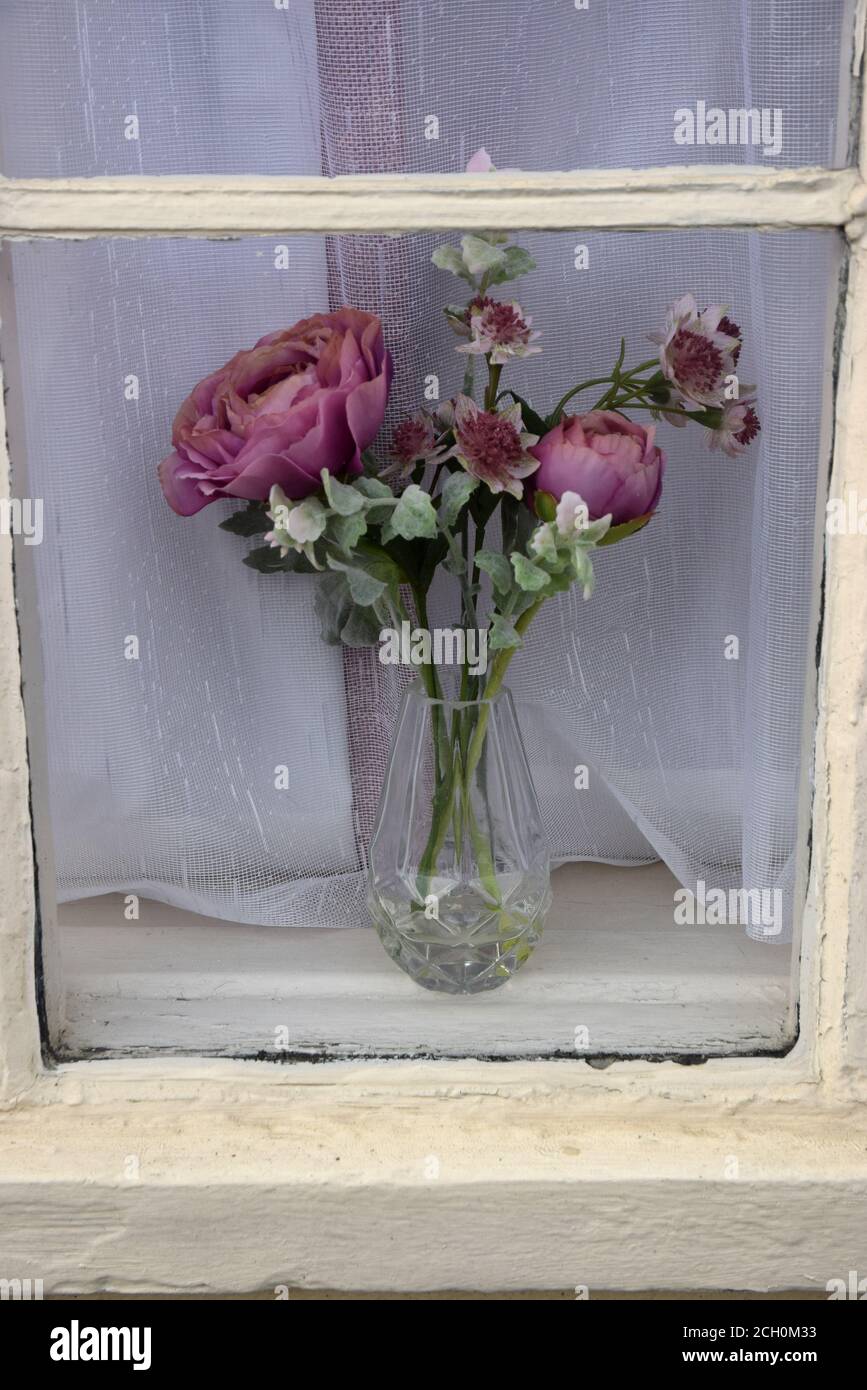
[650,294,742,409]
[446,394,539,499]
[707,398,761,458]
[457,297,541,365]
[717,314,743,367]
[381,409,449,482]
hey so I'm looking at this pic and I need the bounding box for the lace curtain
[0,0,852,940]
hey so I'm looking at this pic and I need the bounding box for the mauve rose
[159,308,393,515]
[529,411,665,525]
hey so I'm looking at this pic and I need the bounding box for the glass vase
[367,680,552,994]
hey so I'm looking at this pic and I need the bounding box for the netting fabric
[0,1,852,941]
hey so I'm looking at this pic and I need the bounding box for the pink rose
[159,308,393,515]
[529,411,665,525]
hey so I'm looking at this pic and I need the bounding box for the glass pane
[0,0,855,176]
[2,227,838,1051]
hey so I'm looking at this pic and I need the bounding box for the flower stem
[550,376,616,422]
[484,361,502,412]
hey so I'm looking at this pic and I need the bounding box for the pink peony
[529,411,665,524]
[159,308,392,515]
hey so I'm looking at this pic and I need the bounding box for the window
[0,1,865,1295]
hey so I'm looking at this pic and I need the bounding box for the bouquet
[158,151,759,989]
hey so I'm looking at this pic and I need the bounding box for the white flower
[265,486,326,558]
[707,399,761,458]
[380,410,449,484]
[650,293,742,408]
[445,395,539,500]
[529,522,558,563]
[554,491,591,538]
[456,297,541,365]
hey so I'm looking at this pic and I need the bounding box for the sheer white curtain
[0,0,852,938]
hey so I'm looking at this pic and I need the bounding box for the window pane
[1,227,836,1058]
[0,0,855,176]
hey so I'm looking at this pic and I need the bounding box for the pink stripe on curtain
[314,0,415,858]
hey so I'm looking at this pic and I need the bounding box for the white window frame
[2,56,867,1292]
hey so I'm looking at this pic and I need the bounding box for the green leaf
[488,613,522,651]
[439,472,479,528]
[545,567,574,594]
[474,549,513,596]
[534,490,557,523]
[512,588,542,618]
[354,476,394,500]
[502,390,547,439]
[243,545,297,574]
[461,353,475,399]
[331,510,368,552]
[460,234,506,277]
[486,245,536,286]
[219,503,270,537]
[443,544,467,579]
[432,243,474,284]
[321,470,365,516]
[511,552,550,592]
[500,493,537,559]
[382,483,438,542]
[580,515,613,546]
[361,449,382,475]
[345,540,404,591]
[597,512,653,547]
[314,573,353,644]
[339,602,385,647]
[326,557,387,607]
[417,533,449,590]
[571,547,596,598]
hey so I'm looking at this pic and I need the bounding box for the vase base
[369,890,550,995]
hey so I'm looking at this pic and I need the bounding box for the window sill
[55,862,793,1061]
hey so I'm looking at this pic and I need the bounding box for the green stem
[466,598,544,775]
[616,403,699,420]
[550,375,616,421]
[484,361,502,412]
[415,598,546,901]
[409,586,450,785]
